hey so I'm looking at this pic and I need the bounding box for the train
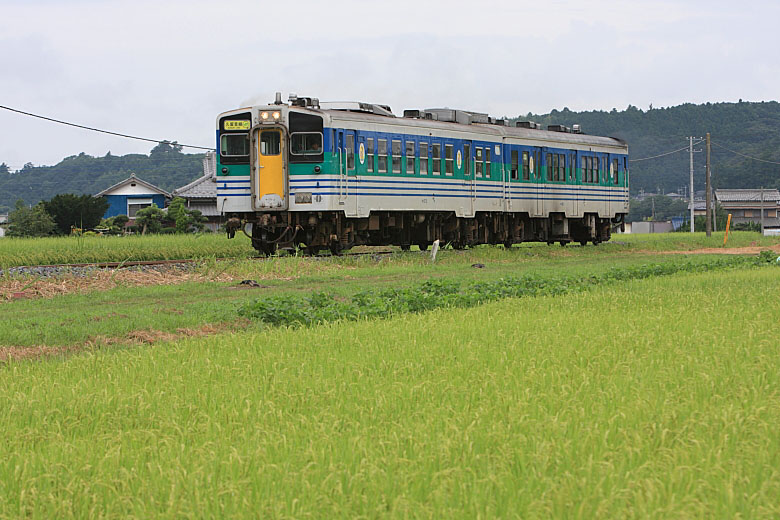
[217,93,629,254]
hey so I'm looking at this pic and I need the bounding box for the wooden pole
[723,213,732,246]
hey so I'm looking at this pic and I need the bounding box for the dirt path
[656,245,780,256]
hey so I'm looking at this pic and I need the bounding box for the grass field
[2,267,779,518]
[1,231,778,269]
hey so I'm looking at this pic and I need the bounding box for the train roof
[321,108,627,150]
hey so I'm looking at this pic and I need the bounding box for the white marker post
[430,239,440,263]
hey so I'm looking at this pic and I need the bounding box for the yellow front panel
[258,129,284,204]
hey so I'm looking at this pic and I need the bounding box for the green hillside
[518,100,780,195]
[0,143,205,212]
[2,101,779,212]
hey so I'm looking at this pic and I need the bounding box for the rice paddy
[1,235,780,518]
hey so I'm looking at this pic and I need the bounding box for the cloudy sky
[1,0,778,169]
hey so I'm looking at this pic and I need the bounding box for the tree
[0,162,9,174]
[134,203,166,234]
[43,194,109,234]
[150,141,183,156]
[6,199,56,237]
[167,197,207,233]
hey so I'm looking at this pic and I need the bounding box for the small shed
[96,174,171,219]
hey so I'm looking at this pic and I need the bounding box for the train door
[573,151,580,217]
[503,144,512,211]
[533,148,544,216]
[344,130,357,217]
[254,127,287,210]
[463,141,475,217]
[337,129,345,204]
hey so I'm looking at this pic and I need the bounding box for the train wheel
[329,242,342,256]
[503,241,513,249]
[400,244,411,251]
[579,240,587,247]
[417,242,429,251]
[559,241,567,247]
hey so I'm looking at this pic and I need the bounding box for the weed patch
[240,253,778,327]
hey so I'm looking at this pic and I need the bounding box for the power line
[711,140,780,166]
[0,104,216,151]
[630,141,703,163]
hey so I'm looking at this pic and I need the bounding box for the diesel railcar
[217,93,629,254]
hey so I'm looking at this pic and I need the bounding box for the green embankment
[2,268,779,518]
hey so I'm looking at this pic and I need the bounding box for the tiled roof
[715,189,780,203]
[173,173,217,199]
[94,173,172,198]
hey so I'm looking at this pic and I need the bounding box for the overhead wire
[0,104,216,151]
[711,140,780,166]
[629,140,703,163]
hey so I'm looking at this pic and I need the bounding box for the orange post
[723,213,732,246]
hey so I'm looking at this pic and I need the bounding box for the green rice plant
[2,269,780,517]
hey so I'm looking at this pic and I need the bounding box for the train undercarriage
[226,211,624,255]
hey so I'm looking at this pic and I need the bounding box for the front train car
[217,94,329,254]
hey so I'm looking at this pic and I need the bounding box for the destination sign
[224,120,250,131]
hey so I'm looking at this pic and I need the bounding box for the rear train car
[217,94,629,254]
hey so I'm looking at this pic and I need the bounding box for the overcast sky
[1,0,778,169]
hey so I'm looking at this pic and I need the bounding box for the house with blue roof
[95,174,171,219]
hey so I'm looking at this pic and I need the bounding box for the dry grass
[0,321,249,363]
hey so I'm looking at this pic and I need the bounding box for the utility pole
[760,187,765,235]
[689,136,695,233]
[705,133,712,237]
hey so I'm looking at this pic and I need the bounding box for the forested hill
[519,100,780,195]
[0,143,205,212]
[2,101,780,212]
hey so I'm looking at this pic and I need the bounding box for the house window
[366,138,375,173]
[744,210,753,218]
[128,198,153,217]
[406,140,415,174]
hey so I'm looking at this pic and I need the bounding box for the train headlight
[261,112,269,120]
[272,111,280,120]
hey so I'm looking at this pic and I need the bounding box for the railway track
[3,249,406,275]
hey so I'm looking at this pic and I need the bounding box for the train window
[613,158,619,184]
[546,153,553,181]
[420,142,428,174]
[346,134,355,170]
[406,141,416,174]
[432,143,441,175]
[378,139,388,173]
[522,151,530,180]
[464,144,471,176]
[535,151,541,178]
[569,153,575,181]
[220,133,249,157]
[392,140,402,173]
[475,148,483,177]
[485,148,492,178]
[445,144,454,176]
[367,138,374,173]
[260,130,281,155]
[558,154,566,181]
[511,150,519,180]
[290,133,323,157]
[594,157,600,183]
